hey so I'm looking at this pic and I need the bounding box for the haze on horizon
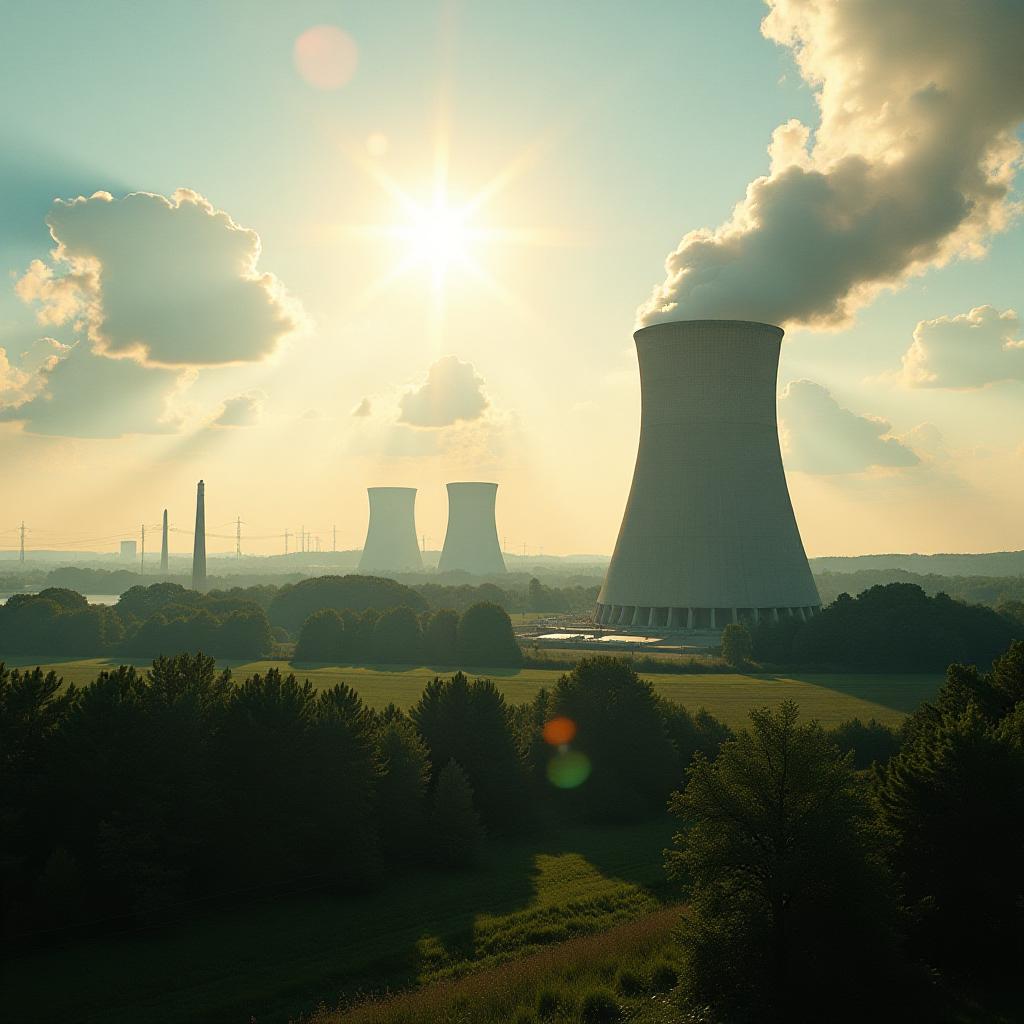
[1,0,1022,561]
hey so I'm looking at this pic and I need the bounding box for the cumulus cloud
[0,342,184,437]
[779,379,919,474]
[900,305,1024,388]
[352,396,372,417]
[398,356,488,428]
[638,0,1024,329]
[16,189,301,366]
[212,391,265,428]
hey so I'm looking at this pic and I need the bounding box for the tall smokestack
[597,320,820,629]
[192,480,207,591]
[358,487,423,574]
[438,482,506,576]
[160,509,169,573]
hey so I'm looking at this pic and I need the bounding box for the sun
[397,195,476,283]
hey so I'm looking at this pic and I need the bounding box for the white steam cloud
[638,0,1024,329]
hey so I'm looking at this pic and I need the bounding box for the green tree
[668,701,907,1023]
[376,716,430,862]
[720,622,753,667]
[372,605,422,664]
[411,672,527,829]
[875,649,1024,975]
[430,759,484,867]
[295,608,346,662]
[551,657,678,821]
[422,608,459,664]
[455,601,521,667]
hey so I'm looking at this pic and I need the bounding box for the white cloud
[780,379,919,474]
[0,341,185,438]
[900,305,1024,388]
[212,391,265,428]
[398,355,489,428]
[638,0,1024,329]
[352,396,372,417]
[16,188,302,366]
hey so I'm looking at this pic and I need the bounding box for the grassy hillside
[0,656,941,727]
[1,820,674,1024]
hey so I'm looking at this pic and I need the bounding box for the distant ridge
[810,551,1024,577]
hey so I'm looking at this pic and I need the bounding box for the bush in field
[579,990,621,1023]
[430,760,483,868]
[655,698,732,778]
[295,607,347,662]
[422,608,459,664]
[720,622,753,667]
[456,601,522,666]
[372,606,422,663]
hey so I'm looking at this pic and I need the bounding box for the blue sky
[1,0,1022,557]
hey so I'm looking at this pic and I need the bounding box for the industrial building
[438,482,507,575]
[192,480,207,590]
[119,540,137,561]
[597,319,820,629]
[358,487,423,573]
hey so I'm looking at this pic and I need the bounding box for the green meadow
[4,655,942,728]
[1,819,675,1024]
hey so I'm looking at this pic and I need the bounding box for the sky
[1,0,1022,559]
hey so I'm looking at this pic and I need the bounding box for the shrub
[536,989,561,1019]
[456,601,522,666]
[649,960,678,992]
[579,990,621,1023]
[614,968,644,996]
[720,622,752,667]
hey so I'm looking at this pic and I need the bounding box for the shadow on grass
[743,671,943,715]
[286,660,535,680]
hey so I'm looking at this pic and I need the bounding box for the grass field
[1,819,675,1024]
[3,655,942,727]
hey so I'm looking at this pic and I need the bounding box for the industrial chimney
[160,508,169,573]
[192,480,207,591]
[438,482,506,575]
[597,320,820,629]
[358,487,423,574]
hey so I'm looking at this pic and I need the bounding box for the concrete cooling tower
[438,482,507,575]
[358,487,423,573]
[597,320,820,630]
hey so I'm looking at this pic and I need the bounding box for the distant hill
[810,551,1024,577]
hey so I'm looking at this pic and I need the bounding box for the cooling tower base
[594,602,820,631]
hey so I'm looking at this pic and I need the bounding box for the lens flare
[547,750,591,789]
[294,26,358,90]
[542,716,577,746]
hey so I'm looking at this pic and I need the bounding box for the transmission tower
[140,524,145,575]
[332,523,337,552]
[235,516,242,558]
[284,528,290,555]
[19,521,26,563]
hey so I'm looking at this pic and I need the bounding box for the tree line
[752,581,1020,671]
[0,654,729,939]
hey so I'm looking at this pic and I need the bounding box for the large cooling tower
[597,320,820,630]
[358,487,423,573]
[438,482,507,575]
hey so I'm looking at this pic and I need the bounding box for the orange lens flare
[542,716,577,746]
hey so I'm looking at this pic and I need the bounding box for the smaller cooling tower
[359,487,423,573]
[438,482,507,575]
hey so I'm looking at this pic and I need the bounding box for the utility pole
[235,516,242,558]
[332,523,337,552]
[140,524,145,575]
[19,521,25,563]
[284,528,290,555]
[421,533,426,552]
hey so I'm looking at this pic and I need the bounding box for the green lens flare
[547,750,591,789]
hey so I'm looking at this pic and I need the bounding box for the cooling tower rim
[446,480,499,489]
[634,318,784,341]
[367,485,418,494]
